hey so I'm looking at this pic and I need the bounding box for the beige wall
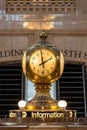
[0,30,87,64]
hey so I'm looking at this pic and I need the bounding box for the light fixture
[58,100,67,109]
[18,100,26,110]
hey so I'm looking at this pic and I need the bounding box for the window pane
[25,78,56,101]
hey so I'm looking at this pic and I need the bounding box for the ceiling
[0,0,87,30]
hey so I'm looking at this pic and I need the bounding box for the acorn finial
[39,31,48,41]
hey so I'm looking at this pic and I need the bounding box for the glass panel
[25,78,56,101]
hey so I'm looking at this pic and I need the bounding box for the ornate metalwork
[6,0,76,14]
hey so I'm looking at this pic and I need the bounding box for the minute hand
[40,49,44,68]
[39,57,52,66]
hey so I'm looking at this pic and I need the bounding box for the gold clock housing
[22,42,64,84]
[22,32,64,111]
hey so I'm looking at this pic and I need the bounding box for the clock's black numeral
[47,53,49,56]
[42,71,44,75]
[47,70,49,74]
[37,70,39,73]
[51,67,53,70]
[33,67,35,70]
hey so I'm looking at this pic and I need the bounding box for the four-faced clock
[22,44,64,84]
[22,32,64,110]
[22,32,64,85]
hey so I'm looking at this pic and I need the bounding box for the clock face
[29,48,57,77]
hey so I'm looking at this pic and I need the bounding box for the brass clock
[22,43,64,84]
[22,32,64,110]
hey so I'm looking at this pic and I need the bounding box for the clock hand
[40,49,44,68]
[39,57,52,66]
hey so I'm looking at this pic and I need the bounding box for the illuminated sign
[9,110,76,119]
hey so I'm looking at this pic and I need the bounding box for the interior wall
[0,30,87,64]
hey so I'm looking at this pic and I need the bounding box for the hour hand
[39,57,52,66]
